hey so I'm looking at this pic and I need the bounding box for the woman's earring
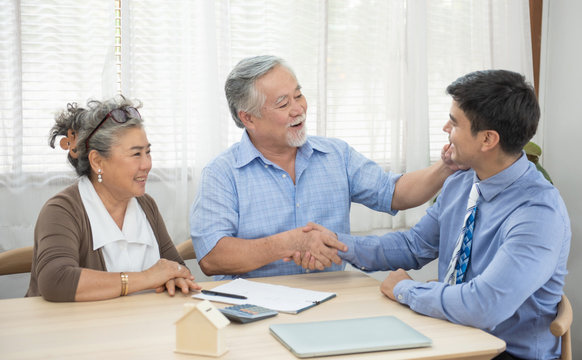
[97,169,103,183]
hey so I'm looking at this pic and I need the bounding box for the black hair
[446,70,540,154]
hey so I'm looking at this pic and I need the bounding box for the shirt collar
[78,176,156,250]
[234,130,331,169]
[476,150,530,202]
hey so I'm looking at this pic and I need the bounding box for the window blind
[1,0,533,180]
[0,0,111,178]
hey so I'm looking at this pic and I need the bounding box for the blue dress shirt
[339,152,570,359]
[190,131,400,280]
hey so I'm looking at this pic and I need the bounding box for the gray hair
[49,95,144,177]
[225,55,297,128]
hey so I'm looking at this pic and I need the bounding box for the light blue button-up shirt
[339,152,570,359]
[190,131,400,280]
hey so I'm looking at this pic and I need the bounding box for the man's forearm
[198,226,347,276]
[198,233,293,276]
[391,160,454,210]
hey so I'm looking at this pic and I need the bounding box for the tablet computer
[269,315,431,358]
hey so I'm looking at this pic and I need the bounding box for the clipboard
[193,278,336,314]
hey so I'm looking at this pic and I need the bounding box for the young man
[312,69,570,359]
[190,55,455,279]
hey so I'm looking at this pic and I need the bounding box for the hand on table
[145,259,202,296]
[380,268,412,301]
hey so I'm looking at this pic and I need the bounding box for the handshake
[283,222,348,271]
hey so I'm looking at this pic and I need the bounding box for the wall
[540,0,582,356]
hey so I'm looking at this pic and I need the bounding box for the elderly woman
[26,96,201,302]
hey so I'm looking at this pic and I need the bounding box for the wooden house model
[175,300,230,356]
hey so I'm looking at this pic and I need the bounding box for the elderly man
[306,70,570,359]
[190,55,454,280]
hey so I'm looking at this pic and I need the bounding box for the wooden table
[0,271,505,359]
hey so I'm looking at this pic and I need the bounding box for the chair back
[550,294,573,360]
[176,239,196,261]
[0,246,33,275]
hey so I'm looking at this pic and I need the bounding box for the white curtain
[0,0,534,252]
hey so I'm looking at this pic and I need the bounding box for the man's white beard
[287,114,307,147]
[287,125,307,147]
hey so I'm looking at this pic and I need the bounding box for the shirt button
[264,165,268,168]
[282,174,287,178]
[397,294,403,300]
[296,203,300,207]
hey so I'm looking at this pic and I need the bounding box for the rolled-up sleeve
[345,145,401,214]
[190,165,239,261]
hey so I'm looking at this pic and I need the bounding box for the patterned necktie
[445,183,480,285]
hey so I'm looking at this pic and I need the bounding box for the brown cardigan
[26,182,184,302]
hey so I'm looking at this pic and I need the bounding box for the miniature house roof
[176,300,230,329]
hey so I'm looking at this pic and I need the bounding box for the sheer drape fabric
[0,0,534,251]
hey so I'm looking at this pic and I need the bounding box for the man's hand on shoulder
[441,143,468,172]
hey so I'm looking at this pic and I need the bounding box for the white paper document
[193,279,336,314]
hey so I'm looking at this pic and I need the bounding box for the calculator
[219,304,278,323]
